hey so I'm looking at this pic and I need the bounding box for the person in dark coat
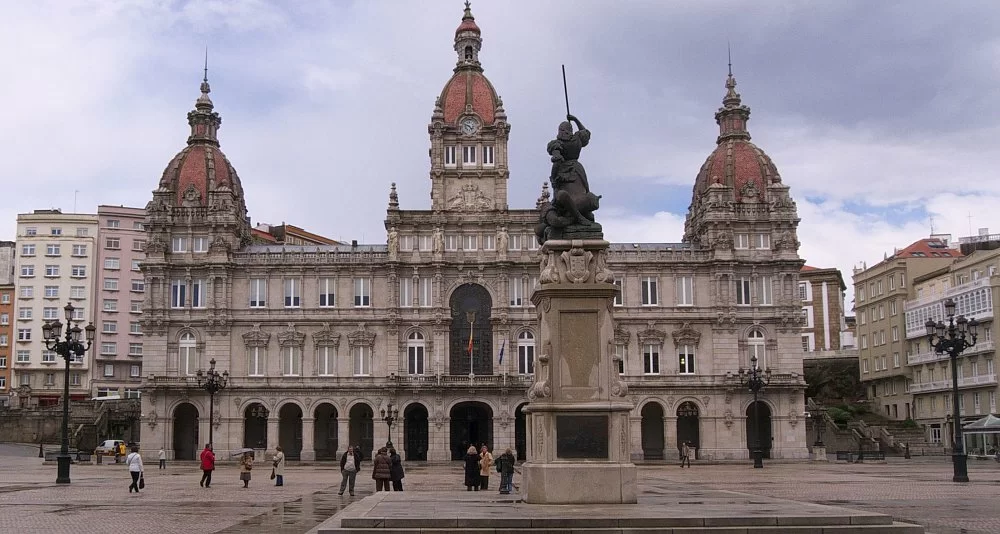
[494,448,516,494]
[388,447,404,491]
[371,447,392,492]
[339,445,362,496]
[464,445,481,491]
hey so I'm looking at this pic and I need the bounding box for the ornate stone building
[139,5,808,462]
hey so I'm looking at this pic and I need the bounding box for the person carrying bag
[125,445,144,493]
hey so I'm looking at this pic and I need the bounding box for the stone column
[301,418,316,461]
[337,417,350,458]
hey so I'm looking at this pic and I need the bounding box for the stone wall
[0,404,99,447]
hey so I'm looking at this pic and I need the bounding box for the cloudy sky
[3,0,999,307]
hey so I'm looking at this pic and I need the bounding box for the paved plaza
[0,443,997,533]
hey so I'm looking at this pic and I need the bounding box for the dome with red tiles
[692,72,781,203]
[437,2,499,126]
[455,1,480,36]
[157,76,246,207]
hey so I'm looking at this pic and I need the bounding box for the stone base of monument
[522,461,637,504]
[315,489,924,533]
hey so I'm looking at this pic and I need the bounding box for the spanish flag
[467,322,474,356]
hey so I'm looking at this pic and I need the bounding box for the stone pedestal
[522,239,637,504]
[812,445,828,461]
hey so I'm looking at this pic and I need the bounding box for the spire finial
[727,41,732,77]
[203,47,209,83]
[198,47,212,102]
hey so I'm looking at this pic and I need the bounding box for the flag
[467,321,474,356]
[498,339,506,365]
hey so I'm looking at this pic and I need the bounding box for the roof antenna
[727,41,732,77]
[203,47,209,83]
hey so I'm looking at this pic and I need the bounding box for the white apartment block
[13,210,99,405]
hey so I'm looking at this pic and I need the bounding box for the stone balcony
[908,373,998,393]
[906,340,995,366]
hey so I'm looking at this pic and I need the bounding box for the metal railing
[909,373,998,393]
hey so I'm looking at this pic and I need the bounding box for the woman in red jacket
[199,443,215,488]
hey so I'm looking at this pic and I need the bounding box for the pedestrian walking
[125,445,144,493]
[239,451,254,488]
[371,447,391,492]
[464,445,480,491]
[199,443,215,487]
[388,447,404,491]
[495,447,516,494]
[158,447,166,470]
[680,441,691,468]
[272,446,285,487]
[478,444,494,490]
[339,445,361,496]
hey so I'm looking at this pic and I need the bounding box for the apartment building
[906,238,1000,452]
[854,235,961,421]
[0,241,15,404]
[92,206,147,399]
[12,210,99,405]
[799,265,851,358]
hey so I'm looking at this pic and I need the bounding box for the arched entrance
[403,403,429,461]
[172,403,199,460]
[279,404,303,460]
[515,403,528,461]
[746,401,773,459]
[449,284,493,376]
[450,401,493,460]
[640,402,665,460]
[243,403,269,449]
[676,401,701,458]
[349,404,374,459]
[314,404,338,461]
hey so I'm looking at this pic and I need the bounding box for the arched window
[179,332,197,376]
[747,329,766,369]
[517,331,535,375]
[407,331,425,375]
[464,46,473,60]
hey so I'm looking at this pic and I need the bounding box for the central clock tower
[428,2,510,212]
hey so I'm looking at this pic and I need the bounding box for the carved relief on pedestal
[723,409,734,429]
[527,347,551,400]
[147,410,158,429]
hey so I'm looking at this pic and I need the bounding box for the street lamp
[925,297,978,483]
[807,405,827,447]
[738,354,771,468]
[195,358,229,449]
[381,403,399,449]
[41,302,96,484]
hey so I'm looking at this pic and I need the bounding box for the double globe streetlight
[195,358,229,449]
[41,303,96,484]
[738,354,770,468]
[924,297,978,483]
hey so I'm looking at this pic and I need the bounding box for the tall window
[319,278,335,307]
[171,236,187,253]
[21,244,34,256]
[736,277,752,305]
[518,331,535,375]
[643,344,660,374]
[353,346,370,376]
[444,145,457,166]
[399,278,413,308]
[641,276,658,306]
[281,346,301,376]
[613,278,624,306]
[462,234,477,251]
[735,233,750,249]
[193,236,208,253]
[407,332,425,375]
[248,347,264,376]
[179,332,197,376]
[754,233,770,249]
[615,343,627,374]
[482,145,494,165]
[462,145,476,164]
[747,329,766,369]
[354,278,371,307]
[249,279,266,308]
[284,279,300,307]
[191,279,206,308]
[509,276,524,307]
[418,277,433,307]
[676,275,693,306]
[757,276,773,305]
[678,345,695,374]
[170,280,186,308]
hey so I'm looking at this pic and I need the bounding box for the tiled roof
[892,238,963,259]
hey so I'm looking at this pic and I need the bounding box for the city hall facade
[139,6,809,462]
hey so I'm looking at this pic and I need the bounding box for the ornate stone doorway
[746,401,773,459]
[243,403,268,449]
[450,401,493,460]
[403,403,429,461]
[640,402,665,460]
[349,404,374,458]
[313,403,338,460]
[449,284,493,376]
[676,401,701,458]
[172,403,199,460]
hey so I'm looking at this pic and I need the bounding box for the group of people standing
[464,444,516,494]
[338,443,404,496]
[196,443,287,489]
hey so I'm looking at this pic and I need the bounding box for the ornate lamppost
[925,297,978,483]
[381,403,399,448]
[41,303,96,484]
[195,358,229,449]
[738,354,770,468]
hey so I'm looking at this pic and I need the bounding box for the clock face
[461,118,478,135]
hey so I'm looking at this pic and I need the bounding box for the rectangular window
[678,345,695,374]
[353,278,371,307]
[482,145,495,165]
[418,235,433,251]
[21,244,35,256]
[643,344,660,375]
[102,300,117,312]
[641,276,658,306]
[0,334,6,346]
[509,277,524,307]
[735,233,750,249]
[0,355,5,367]
[46,244,60,256]
[284,279,300,307]
[16,351,30,363]
[101,342,117,355]
[462,234,477,251]
[170,280,186,308]
[615,344,626,374]
[510,234,523,251]
[133,221,144,230]
[418,277,433,307]
[317,346,334,376]
[45,373,56,386]
[893,352,900,368]
[281,346,301,376]
[736,277,752,305]
[613,278,624,306]
[24,227,36,236]
[249,279,267,308]
[72,244,87,256]
[408,344,425,375]
[248,347,265,376]
[755,233,770,249]
[879,305,885,319]
[102,321,117,334]
[801,335,813,352]
[44,265,59,277]
[444,145,457,166]
[20,265,34,277]
[676,275,693,306]
[131,279,144,292]
[889,276,896,290]
[70,374,80,386]
[44,286,59,298]
[131,260,141,271]
[353,346,370,376]
[71,265,86,277]
[891,326,899,342]
[757,276,773,306]
[191,279,205,308]
[18,308,31,320]
[518,338,535,375]
[129,321,142,334]
[171,236,187,253]
[319,278,336,307]
[106,237,120,250]
[890,300,897,316]
[130,301,142,314]
[0,313,6,325]
[103,364,115,377]
[462,145,477,164]
[861,335,868,349]
[104,258,120,270]
[133,240,145,251]
[130,365,141,378]
[900,273,906,287]
[193,236,208,253]
[104,278,118,291]
[399,278,413,307]
[75,228,87,237]
[445,235,459,251]
[106,219,120,228]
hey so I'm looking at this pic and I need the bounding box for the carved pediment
[313,323,341,349]
[613,324,630,346]
[242,323,270,348]
[671,322,702,347]
[348,323,376,348]
[277,323,306,347]
[637,325,667,346]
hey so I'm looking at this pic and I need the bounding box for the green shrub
[827,407,851,427]
[901,418,919,429]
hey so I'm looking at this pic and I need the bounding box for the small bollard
[904,443,911,459]
[97,452,103,465]
[38,442,43,458]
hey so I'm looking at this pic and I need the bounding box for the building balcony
[909,373,998,393]
[802,349,859,361]
[907,340,995,366]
